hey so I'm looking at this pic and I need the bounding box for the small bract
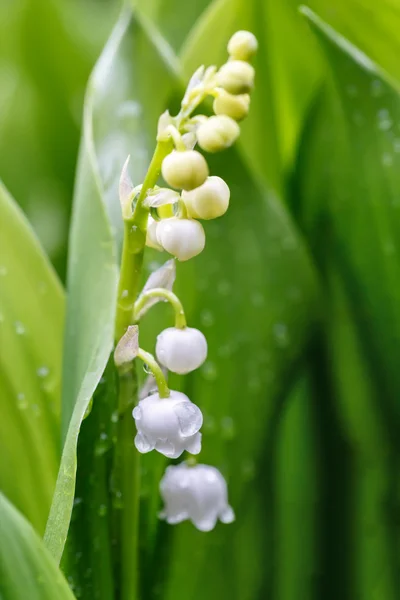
[227,30,258,61]
[159,463,235,531]
[133,390,203,459]
[217,60,255,94]
[197,115,240,153]
[183,176,230,220]
[157,217,205,261]
[161,150,209,190]
[156,326,208,374]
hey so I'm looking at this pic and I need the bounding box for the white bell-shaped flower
[133,390,203,458]
[156,217,205,261]
[156,326,207,374]
[159,463,235,531]
[217,60,255,94]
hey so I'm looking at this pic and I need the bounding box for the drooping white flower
[133,390,203,458]
[227,31,258,61]
[156,217,205,261]
[161,150,209,190]
[182,176,230,220]
[159,463,235,531]
[156,326,207,374]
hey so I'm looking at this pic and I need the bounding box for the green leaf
[0,493,76,600]
[139,144,319,600]
[273,375,318,600]
[44,6,179,566]
[0,181,64,534]
[305,0,400,85]
[132,0,212,51]
[294,8,400,596]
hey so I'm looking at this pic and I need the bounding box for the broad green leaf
[0,493,76,600]
[306,0,400,86]
[0,181,64,534]
[139,143,319,600]
[0,0,118,275]
[294,8,400,596]
[44,6,179,567]
[132,0,212,51]
[180,0,322,195]
[274,376,318,600]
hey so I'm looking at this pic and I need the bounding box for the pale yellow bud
[183,176,230,220]
[162,150,209,191]
[197,115,240,153]
[227,31,258,61]
[213,89,250,121]
[217,60,255,94]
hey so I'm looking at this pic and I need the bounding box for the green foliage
[2,0,400,599]
[0,493,76,600]
[0,182,64,535]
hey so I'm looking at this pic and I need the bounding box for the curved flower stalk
[112,29,257,597]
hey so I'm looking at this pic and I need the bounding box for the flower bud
[160,463,235,531]
[227,30,258,61]
[146,216,162,251]
[161,150,209,191]
[197,115,240,153]
[156,217,205,261]
[156,327,207,374]
[213,89,250,121]
[133,390,203,458]
[182,176,230,220]
[217,60,255,94]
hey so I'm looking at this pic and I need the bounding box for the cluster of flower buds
[117,30,257,531]
[144,29,258,263]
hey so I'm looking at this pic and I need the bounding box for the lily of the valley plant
[112,28,257,576]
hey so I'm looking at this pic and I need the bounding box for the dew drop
[251,291,265,307]
[221,416,236,440]
[377,108,393,131]
[201,361,218,381]
[174,401,202,436]
[371,79,383,97]
[217,280,231,296]
[135,432,153,453]
[111,411,119,423]
[200,309,215,327]
[37,366,49,378]
[382,152,393,167]
[132,406,142,420]
[17,393,28,410]
[203,414,217,434]
[32,403,41,416]
[273,322,289,348]
[14,321,26,335]
[241,460,255,480]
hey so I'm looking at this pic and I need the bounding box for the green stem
[115,139,173,341]
[137,348,170,398]
[134,288,187,329]
[114,365,139,600]
[113,139,172,600]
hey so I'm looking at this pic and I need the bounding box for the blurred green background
[3,0,400,599]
